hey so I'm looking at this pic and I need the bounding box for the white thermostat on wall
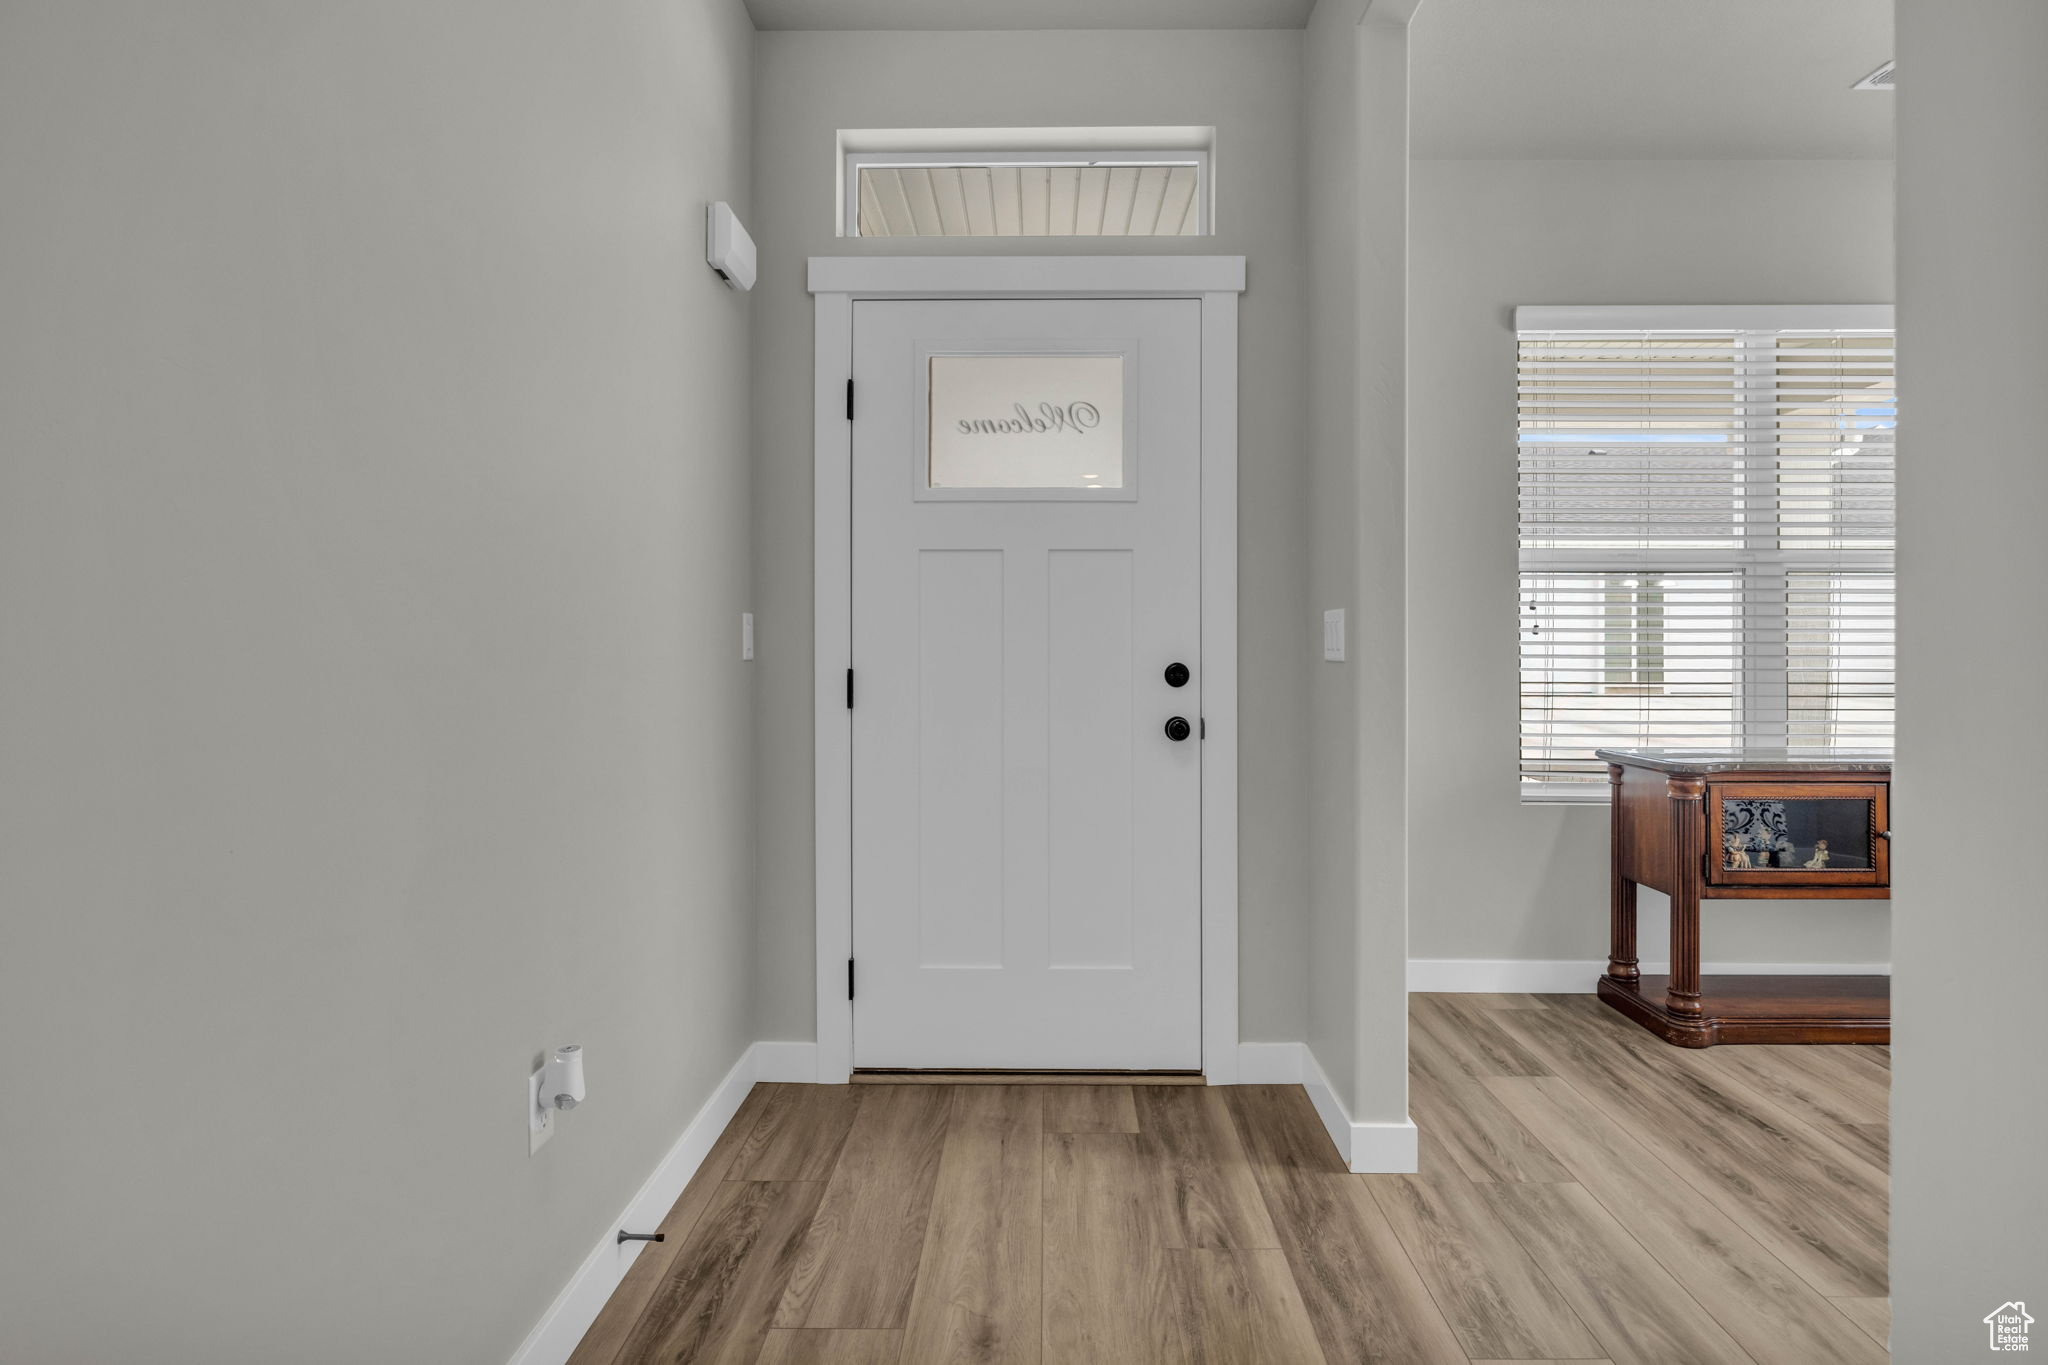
[706,201,756,292]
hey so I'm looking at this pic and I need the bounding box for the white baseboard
[1406,958,1893,994]
[1295,1042,1353,1165]
[751,1041,821,1082]
[1234,1041,1305,1084]
[506,1039,815,1365]
[1240,1042,1416,1174]
[1349,1118,1421,1173]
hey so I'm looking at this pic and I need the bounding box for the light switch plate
[742,612,755,661]
[1323,608,1346,662]
[529,1067,554,1155]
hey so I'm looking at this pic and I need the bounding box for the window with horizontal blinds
[1516,316,1896,798]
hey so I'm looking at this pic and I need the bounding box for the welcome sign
[927,353,1126,489]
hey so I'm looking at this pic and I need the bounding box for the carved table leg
[1666,775,1706,1019]
[1610,879,1639,984]
[1607,763,1639,984]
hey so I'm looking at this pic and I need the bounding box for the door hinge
[848,958,856,1000]
[846,378,855,420]
[846,668,854,709]
[1200,717,1207,740]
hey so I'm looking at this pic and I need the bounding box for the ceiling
[748,0,1893,159]
[745,0,1316,30]
[1412,0,1894,159]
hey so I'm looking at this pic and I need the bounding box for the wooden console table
[1597,748,1890,1047]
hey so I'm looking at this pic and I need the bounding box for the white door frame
[809,255,1245,1084]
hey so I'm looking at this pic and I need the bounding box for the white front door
[851,297,1204,1070]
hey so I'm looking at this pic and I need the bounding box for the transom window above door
[839,128,1213,237]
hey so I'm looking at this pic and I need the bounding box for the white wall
[1407,157,1896,972]
[748,28,1312,1047]
[1892,0,2048,1355]
[0,3,758,1361]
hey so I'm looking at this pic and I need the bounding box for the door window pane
[928,354,1124,490]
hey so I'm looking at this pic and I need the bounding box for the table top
[1595,747,1893,776]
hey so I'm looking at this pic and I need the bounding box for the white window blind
[1515,308,1896,799]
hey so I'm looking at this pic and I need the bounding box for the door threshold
[851,1069,1205,1086]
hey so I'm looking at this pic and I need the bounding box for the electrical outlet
[528,1066,554,1155]
[1323,608,1346,662]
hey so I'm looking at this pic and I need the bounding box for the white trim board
[840,127,1215,156]
[810,256,1245,1085]
[1408,958,1894,994]
[1236,1042,1417,1174]
[807,255,1244,298]
[1514,303,1894,333]
[505,1041,818,1365]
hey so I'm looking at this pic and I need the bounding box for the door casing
[808,255,1245,1083]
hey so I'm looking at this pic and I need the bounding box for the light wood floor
[570,993,1890,1364]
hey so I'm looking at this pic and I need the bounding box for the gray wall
[1407,157,1896,969]
[1302,0,1366,1119]
[748,28,1312,1046]
[1348,9,1415,1128]
[1300,0,1414,1124]
[0,3,758,1361]
[1892,0,2048,1355]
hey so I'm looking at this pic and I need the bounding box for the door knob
[1164,716,1192,742]
[1163,662,1191,688]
